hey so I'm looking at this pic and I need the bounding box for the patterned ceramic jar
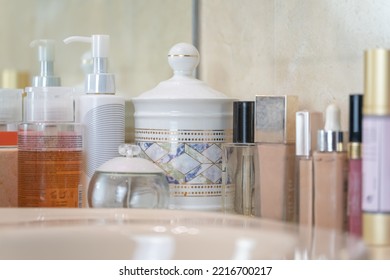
[132,43,234,211]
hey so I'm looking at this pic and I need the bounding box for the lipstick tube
[347,94,363,236]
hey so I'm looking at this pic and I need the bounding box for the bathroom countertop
[367,246,390,259]
[0,208,368,260]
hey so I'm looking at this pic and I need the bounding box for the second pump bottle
[64,35,125,201]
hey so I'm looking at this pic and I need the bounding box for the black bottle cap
[233,101,255,143]
[349,94,363,143]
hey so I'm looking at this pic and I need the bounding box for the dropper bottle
[312,103,348,231]
[63,35,125,194]
[18,39,83,207]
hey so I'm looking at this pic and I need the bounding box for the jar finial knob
[168,43,199,77]
[118,144,141,158]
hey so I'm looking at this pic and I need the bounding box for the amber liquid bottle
[18,123,83,207]
[18,40,84,207]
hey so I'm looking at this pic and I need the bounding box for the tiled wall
[199,0,390,130]
[3,0,390,135]
[0,0,192,141]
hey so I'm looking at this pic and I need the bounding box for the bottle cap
[349,94,363,143]
[317,103,344,152]
[255,95,298,143]
[30,39,61,87]
[64,34,115,94]
[233,101,254,143]
[1,70,30,89]
[296,111,323,157]
[364,49,390,115]
[0,89,23,124]
[96,144,164,174]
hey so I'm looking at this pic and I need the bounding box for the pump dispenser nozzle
[30,39,61,87]
[63,35,115,94]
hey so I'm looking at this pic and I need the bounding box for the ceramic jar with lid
[132,43,234,211]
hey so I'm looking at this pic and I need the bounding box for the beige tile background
[0,0,192,141]
[199,0,390,130]
[2,0,390,135]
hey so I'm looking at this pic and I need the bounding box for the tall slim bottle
[222,101,257,215]
[64,35,125,197]
[313,103,348,231]
[363,49,390,245]
[347,94,363,236]
[18,40,83,207]
[254,95,298,222]
[295,111,323,227]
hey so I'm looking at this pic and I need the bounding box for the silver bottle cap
[317,130,344,152]
[255,95,298,143]
[296,111,323,156]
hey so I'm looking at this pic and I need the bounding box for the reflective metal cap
[364,49,390,115]
[255,95,298,143]
[296,111,323,156]
[317,130,344,152]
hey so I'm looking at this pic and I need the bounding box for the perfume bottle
[254,95,298,221]
[88,144,169,209]
[222,101,257,215]
[313,103,348,231]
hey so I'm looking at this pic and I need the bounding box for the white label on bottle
[362,116,390,212]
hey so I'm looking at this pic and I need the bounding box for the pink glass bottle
[347,94,363,236]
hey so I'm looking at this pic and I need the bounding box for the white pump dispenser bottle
[64,35,125,196]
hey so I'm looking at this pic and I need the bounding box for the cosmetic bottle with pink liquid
[347,94,363,236]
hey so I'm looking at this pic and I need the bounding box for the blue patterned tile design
[189,143,210,153]
[137,141,223,185]
[135,128,231,203]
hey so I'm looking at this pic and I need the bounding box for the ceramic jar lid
[133,43,230,100]
[96,144,164,174]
